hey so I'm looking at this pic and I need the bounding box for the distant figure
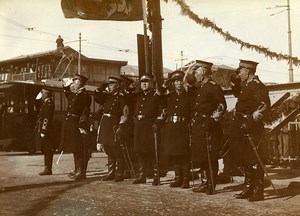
[56,35,64,50]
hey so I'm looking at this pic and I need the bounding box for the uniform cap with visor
[193,60,213,76]
[237,59,259,73]
[169,70,185,81]
[108,76,122,84]
[73,74,88,83]
[140,74,154,82]
[36,89,51,100]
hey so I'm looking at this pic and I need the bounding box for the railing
[0,72,38,82]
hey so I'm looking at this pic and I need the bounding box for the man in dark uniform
[159,70,191,189]
[185,60,227,195]
[131,74,163,185]
[229,60,270,201]
[119,75,138,179]
[60,74,91,180]
[95,76,129,182]
[35,89,55,175]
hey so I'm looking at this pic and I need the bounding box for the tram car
[0,46,127,152]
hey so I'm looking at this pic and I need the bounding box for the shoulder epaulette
[208,80,216,85]
[252,78,260,84]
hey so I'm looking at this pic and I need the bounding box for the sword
[245,134,279,195]
[188,124,195,188]
[154,131,160,185]
[55,150,74,174]
[123,143,136,178]
[190,161,195,187]
[56,151,64,165]
[205,132,215,194]
[113,126,136,178]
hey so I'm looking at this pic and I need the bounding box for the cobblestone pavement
[0,151,300,216]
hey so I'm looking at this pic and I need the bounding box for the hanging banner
[61,0,143,21]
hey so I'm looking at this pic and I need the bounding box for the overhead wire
[0,7,297,77]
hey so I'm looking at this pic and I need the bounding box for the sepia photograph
[0,0,300,215]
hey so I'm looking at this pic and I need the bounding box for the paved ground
[0,151,300,216]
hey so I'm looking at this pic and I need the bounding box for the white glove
[211,110,222,121]
[79,128,87,134]
[63,78,73,87]
[40,133,45,138]
[96,143,103,152]
[119,115,128,124]
[252,110,263,122]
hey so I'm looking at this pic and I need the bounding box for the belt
[167,115,186,123]
[135,115,156,120]
[136,115,146,120]
[103,113,117,118]
[198,114,209,118]
[67,113,80,118]
[235,112,250,118]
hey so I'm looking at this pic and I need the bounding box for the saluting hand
[63,78,73,87]
[79,128,87,134]
[252,110,263,122]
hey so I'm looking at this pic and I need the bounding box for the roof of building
[0,46,127,66]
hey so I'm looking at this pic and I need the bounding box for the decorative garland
[163,0,300,66]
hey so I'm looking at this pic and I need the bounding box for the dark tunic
[35,98,54,153]
[133,89,162,154]
[190,80,227,162]
[60,87,91,153]
[95,91,127,147]
[161,90,191,156]
[229,76,270,166]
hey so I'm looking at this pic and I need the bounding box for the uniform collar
[74,87,85,93]
[143,89,153,95]
[44,97,51,102]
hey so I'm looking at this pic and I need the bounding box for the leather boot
[234,170,254,199]
[133,160,146,184]
[170,165,182,187]
[68,157,80,178]
[248,169,264,202]
[192,169,208,193]
[152,163,160,186]
[114,157,124,182]
[83,149,90,172]
[206,167,217,195]
[102,157,116,181]
[39,155,53,175]
[181,163,190,189]
[123,170,131,179]
[74,159,86,180]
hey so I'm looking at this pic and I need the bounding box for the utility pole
[175,51,188,70]
[267,0,293,82]
[78,32,81,75]
[287,0,293,82]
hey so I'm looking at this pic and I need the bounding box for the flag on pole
[61,0,143,21]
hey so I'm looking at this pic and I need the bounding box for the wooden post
[151,0,163,85]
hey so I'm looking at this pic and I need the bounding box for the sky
[0,0,299,84]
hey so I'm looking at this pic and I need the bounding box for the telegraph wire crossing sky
[0,0,299,83]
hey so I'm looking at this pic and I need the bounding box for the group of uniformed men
[34,59,270,202]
